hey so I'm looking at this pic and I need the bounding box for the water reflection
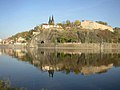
[1,48,120,76]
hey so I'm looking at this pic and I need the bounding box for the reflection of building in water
[81,64,113,75]
[41,64,113,76]
[48,70,54,78]
[42,65,60,71]
[15,49,26,58]
[42,65,61,78]
[63,51,81,55]
[0,49,27,60]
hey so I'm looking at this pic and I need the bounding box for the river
[0,48,120,90]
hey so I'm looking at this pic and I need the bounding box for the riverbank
[1,43,120,50]
[36,43,120,50]
[0,44,26,49]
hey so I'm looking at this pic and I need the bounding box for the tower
[48,15,54,25]
[51,15,54,25]
[48,16,52,25]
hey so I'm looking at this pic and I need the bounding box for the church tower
[48,15,54,25]
[48,16,51,25]
[51,15,54,25]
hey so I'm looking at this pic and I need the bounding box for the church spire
[48,16,51,25]
[51,15,54,25]
[48,15,55,25]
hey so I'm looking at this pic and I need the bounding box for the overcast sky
[0,0,120,39]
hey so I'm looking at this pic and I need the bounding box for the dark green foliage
[66,20,71,26]
[96,21,108,25]
[56,30,78,43]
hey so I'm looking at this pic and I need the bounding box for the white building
[17,37,26,42]
[14,37,27,45]
[41,24,63,30]
[33,31,40,35]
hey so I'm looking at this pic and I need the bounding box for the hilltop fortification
[81,20,114,32]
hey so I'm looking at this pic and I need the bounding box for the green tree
[74,20,81,26]
[96,21,108,25]
[57,23,63,27]
[66,20,71,26]
[34,26,40,31]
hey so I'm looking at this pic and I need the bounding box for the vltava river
[0,48,120,90]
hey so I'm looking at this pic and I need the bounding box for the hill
[4,20,120,46]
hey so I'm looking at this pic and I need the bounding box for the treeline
[57,20,109,29]
[57,20,81,29]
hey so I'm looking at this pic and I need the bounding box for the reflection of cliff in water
[0,48,33,63]
[1,48,120,75]
[28,48,120,75]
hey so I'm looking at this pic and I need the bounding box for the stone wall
[35,43,120,50]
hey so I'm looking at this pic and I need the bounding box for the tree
[34,26,40,31]
[96,21,108,25]
[66,20,71,26]
[74,20,81,26]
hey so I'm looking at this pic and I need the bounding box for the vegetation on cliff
[7,29,36,43]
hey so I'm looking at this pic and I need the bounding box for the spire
[48,16,51,25]
[48,15,55,25]
[51,15,54,25]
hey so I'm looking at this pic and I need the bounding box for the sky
[0,0,120,39]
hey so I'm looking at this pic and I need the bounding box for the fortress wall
[81,20,114,32]
[37,43,120,50]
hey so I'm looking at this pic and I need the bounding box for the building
[33,31,40,35]
[41,16,63,30]
[14,37,27,45]
[17,37,26,43]
[41,24,63,29]
[48,15,54,25]
[81,20,114,32]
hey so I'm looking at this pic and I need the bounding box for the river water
[0,48,120,90]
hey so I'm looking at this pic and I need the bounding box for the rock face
[81,20,114,32]
[29,20,116,48]
[29,29,59,47]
